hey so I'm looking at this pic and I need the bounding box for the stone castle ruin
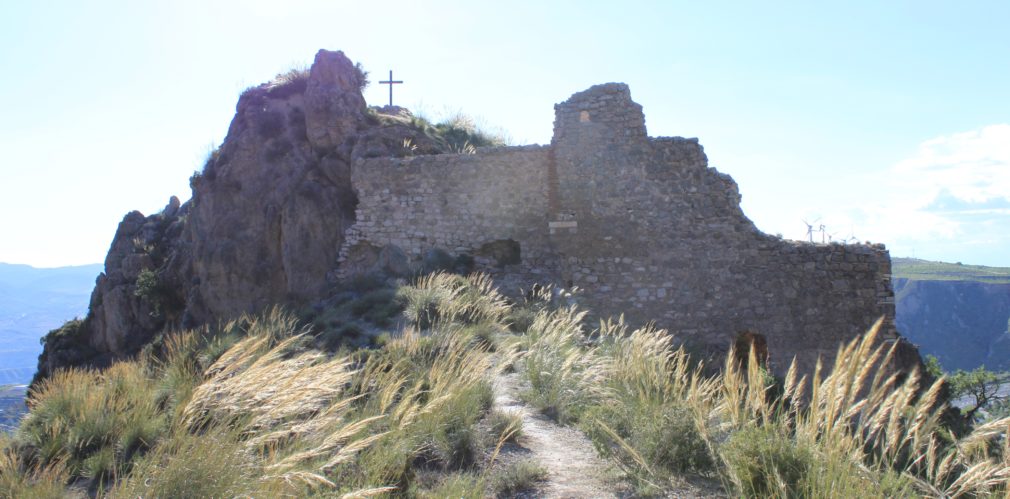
[36,50,908,381]
[340,83,897,374]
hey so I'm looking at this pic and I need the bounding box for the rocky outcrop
[186,50,362,323]
[36,198,189,380]
[36,49,500,383]
[37,50,378,380]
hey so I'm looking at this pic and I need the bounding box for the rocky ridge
[35,50,452,381]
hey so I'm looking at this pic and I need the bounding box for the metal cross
[378,70,403,107]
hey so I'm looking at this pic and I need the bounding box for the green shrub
[487,409,523,443]
[519,308,605,424]
[584,399,712,477]
[506,306,538,333]
[134,269,159,300]
[421,248,456,274]
[491,459,546,497]
[353,62,369,91]
[418,472,484,499]
[133,268,182,318]
[17,363,166,482]
[425,382,495,470]
[343,273,388,294]
[42,318,86,344]
[351,288,404,326]
[0,446,68,499]
[110,426,261,498]
[721,425,811,497]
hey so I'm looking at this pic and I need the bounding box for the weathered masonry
[339,83,896,374]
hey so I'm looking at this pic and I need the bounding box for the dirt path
[493,370,630,498]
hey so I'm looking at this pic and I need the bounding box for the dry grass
[16,362,166,481]
[518,308,1010,497]
[11,272,1010,497]
[399,272,510,331]
[0,444,68,498]
[7,273,510,496]
[517,306,611,424]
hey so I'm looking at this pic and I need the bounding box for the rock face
[37,49,922,383]
[36,199,189,381]
[38,50,366,380]
[186,50,362,324]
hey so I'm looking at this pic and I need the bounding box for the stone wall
[339,82,897,375]
[338,145,563,294]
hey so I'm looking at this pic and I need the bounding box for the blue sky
[1,1,1008,267]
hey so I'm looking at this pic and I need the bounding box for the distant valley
[893,258,1010,372]
[0,384,27,432]
[0,263,101,384]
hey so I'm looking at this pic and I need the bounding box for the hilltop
[35,49,920,386]
[893,257,1010,284]
[11,48,1001,497]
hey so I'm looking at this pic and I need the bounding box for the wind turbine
[844,225,859,244]
[802,218,820,243]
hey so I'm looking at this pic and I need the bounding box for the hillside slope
[893,258,1010,371]
[3,274,1005,497]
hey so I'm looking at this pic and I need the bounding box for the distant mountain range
[0,262,101,384]
[893,258,1010,372]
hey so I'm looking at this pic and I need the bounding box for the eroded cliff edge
[36,49,921,383]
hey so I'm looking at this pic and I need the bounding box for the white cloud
[807,125,1010,265]
[893,124,1010,205]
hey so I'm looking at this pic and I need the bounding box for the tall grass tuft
[109,424,263,498]
[399,272,510,331]
[17,362,166,481]
[519,306,609,424]
[0,444,68,498]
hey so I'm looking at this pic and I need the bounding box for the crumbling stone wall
[338,146,563,293]
[340,82,897,374]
